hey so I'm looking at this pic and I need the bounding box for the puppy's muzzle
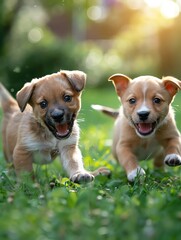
[51,109,64,122]
[134,110,158,137]
[46,108,75,140]
[137,110,150,121]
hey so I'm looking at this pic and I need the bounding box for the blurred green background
[1,0,181,93]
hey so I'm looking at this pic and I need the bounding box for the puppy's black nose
[51,109,64,122]
[137,111,150,121]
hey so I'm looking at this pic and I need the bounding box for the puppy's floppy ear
[62,70,86,92]
[162,76,181,98]
[16,82,35,112]
[108,74,131,97]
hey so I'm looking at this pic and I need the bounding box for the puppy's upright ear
[62,70,86,92]
[162,76,181,99]
[16,82,35,112]
[108,74,131,97]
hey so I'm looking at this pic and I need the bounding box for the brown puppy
[93,74,181,181]
[0,70,109,183]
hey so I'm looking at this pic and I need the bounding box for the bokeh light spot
[87,5,106,21]
[28,28,43,43]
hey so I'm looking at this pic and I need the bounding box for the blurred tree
[158,17,181,77]
[0,0,92,92]
[0,0,23,56]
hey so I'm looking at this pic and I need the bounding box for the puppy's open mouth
[46,118,74,140]
[135,122,157,136]
[55,122,72,138]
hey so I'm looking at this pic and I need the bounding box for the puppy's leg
[165,154,181,166]
[116,144,145,182]
[164,137,181,167]
[60,144,94,183]
[13,146,33,176]
[154,151,165,168]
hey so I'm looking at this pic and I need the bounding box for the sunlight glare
[160,0,180,19]
[144,0,162,8]
[144,0,180,19]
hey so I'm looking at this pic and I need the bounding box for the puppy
[93,74,181,182]
[0,70,110,183]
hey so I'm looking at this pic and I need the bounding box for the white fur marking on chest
[22,133,58,151]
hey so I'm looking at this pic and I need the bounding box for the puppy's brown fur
[93,74,181,181]
[0,70,110,182]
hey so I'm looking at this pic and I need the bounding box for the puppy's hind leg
[13,146,34,177]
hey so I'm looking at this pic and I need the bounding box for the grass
[0,87,181,240]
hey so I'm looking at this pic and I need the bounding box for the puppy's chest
[134,138,162,160]
[33,148,59,164]
[25,135,59,164]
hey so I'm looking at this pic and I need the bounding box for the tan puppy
[93,74,181,182]
[0,70,109,183]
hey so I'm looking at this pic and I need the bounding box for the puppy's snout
[137,110,150,121]
[51,109,64,122]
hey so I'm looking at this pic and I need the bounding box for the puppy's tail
[91,104,119,119]
[91,167,111,178]
[0,83,19,114]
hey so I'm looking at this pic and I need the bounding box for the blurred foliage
[3,39,88,92]
[1,0,181,93]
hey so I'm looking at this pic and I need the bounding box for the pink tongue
[138,123,152,134]
[56,124,69,136]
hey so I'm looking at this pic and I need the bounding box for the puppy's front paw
[70,171,94,183]
[164,154,181,167]
[127,167,145,182]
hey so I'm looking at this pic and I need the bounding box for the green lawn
[0,87,181,240]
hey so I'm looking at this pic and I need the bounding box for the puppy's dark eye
[64,95,72,102]
[39,100,48,109]
[129,98,136,105]
[153,98,161,104]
